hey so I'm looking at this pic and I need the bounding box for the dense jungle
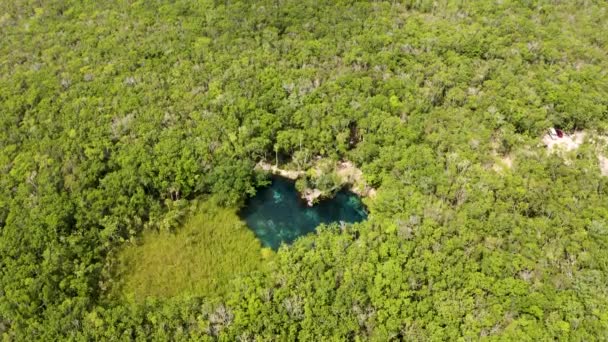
[1,0,608,340]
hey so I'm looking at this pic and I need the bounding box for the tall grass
[114,202,267,301]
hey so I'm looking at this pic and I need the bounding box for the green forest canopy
[1,0,608,340]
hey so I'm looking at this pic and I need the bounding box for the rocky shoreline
[256,160,376,206]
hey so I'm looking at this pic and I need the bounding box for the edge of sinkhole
[255,159,377,206]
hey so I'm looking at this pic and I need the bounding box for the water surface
[240,176,367,250]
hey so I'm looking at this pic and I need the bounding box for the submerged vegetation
[1,0,608,340]
[239,176,367,249]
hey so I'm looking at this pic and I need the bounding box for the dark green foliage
[1,0,608,340]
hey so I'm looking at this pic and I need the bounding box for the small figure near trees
[548,127,565,140]
[549,127,558,139]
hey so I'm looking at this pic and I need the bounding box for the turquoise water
[240,176,367,250]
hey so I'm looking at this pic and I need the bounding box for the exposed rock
[336,161,377,198]
[492,154,513,172]
[541,130,608,177]
[489,132,514,172]
[302,188,323,206]
[256,161,304,180]
[542,131,586,153]
[256,159,377,205]
[366,188,377,198]
[336,161,362,183]
[598,155,608,176]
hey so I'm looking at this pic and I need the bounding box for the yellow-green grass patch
[114,202,268,301]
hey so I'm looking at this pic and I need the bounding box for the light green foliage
[294,177,309,194]
[112,202,265,301]
[302,159,345,195]
[1,0,608,340]
[309,171,343,194]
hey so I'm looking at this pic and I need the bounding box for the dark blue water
[240,176,367,250]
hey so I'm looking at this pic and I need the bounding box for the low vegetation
[111,202,266,301]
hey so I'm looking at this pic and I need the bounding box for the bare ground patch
[542,131,586,153]
[541,130,608,176]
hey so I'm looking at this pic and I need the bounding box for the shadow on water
[239,176,368,250]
